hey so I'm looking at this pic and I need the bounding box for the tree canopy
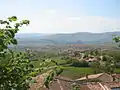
[0,16,62,90]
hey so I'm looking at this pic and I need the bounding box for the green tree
[90,61,101,74]
[0,16,62,90]
[89,50,116,74]
[100,55,116,74]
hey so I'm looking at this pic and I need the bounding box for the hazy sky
[0,0,120,33]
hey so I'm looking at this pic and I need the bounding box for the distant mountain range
[16,31,120,45]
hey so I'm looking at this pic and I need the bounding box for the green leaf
[15,23,21,28]
[8,29,15,38]
[0,20,9,24]
[6,26,11,28]
[29,64,34,68]
[8,16,17,22]
[21,20,30,25]
[11,38,17,45]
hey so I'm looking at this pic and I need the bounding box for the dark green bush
[71,60,89,67]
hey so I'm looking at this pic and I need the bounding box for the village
[30,72,120,90]
[29,49,120,90]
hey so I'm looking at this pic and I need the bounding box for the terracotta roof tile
[80,82,120,90]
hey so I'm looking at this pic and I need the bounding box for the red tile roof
[80,82,120,90]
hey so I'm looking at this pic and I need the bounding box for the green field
[31,58,68,68]
[61,67,93,79]
[31,59,120,79]
[31,61,94,79]
[61,66,120,79]
[115,68,120,74]
[30,50,120,80]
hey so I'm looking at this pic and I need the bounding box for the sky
[0,0,120,33]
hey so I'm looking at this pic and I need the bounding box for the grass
[31,60,93,79]
[115,68,120,73]
[61,66,120,79]
[31,58,120,79]
[61,66,93,79]
[31,57,69,68]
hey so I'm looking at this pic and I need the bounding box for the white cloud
[67,16,120,32]
[19,10,120,33]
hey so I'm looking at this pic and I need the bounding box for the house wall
[98,74,113,82]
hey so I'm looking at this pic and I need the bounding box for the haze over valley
[16,31,120,45]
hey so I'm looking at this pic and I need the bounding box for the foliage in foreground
[0,16,62,90]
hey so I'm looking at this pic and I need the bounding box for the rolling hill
[16,31,120,45]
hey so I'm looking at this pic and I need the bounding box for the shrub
[71,60,89,67]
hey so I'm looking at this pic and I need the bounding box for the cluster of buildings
[30,73,120,90]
